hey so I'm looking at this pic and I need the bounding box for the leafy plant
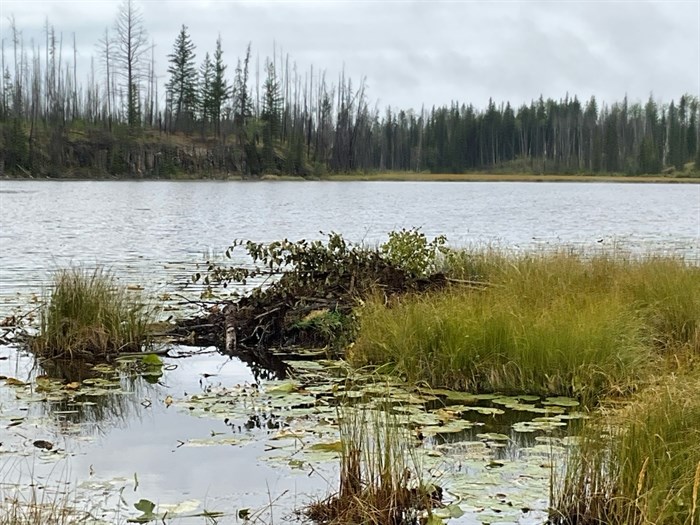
[380,228,447,277]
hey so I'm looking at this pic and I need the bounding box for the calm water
[0,180,698,312]
[0,180,698,523]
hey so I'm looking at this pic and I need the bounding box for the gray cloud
[1,0,697,111]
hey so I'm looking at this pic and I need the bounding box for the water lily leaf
[140,354,163,367]
[543,396,579,407]
[33,440,53,450]
[4,377,26,387]
[422,419,474,434]
[433,503,464,518]
[158,499,200,515]
[442,391,480,403]
[476,432,510,441]
[128,499,156,523]
[265,380,299,395]
[409,412,443,426]
[425,515,445,525]
[467,406,505,415]
[308,441,343,453]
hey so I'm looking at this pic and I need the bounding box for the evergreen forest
[1,2,698,179]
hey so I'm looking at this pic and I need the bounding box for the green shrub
[31,269,152,359]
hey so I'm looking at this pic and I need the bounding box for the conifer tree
[166,24,197,131]
[209,37,230,136]
[198,52,213,125]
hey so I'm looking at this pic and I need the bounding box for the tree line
[1,0,698,178]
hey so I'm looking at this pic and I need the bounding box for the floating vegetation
[172,362,579,522]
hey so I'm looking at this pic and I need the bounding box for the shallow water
[0,180,698,523]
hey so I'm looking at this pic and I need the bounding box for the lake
[0,180,698,524]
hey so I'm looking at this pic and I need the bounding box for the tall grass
[0,494,74,525]
[307,404,437,524]
[30,268,152,359]
[551,374,700,525]
[350,252,700,400]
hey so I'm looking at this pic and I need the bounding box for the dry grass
[323,172,699,183]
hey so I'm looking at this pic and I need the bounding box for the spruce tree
[209,37,230,136]
[166,24,197,131]
[198,52,213,126]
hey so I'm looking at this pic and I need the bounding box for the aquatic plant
[30,268,152,359]
[307,402,440,525]
[551,374,700,525]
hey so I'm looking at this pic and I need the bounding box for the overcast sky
[1,0,698,111]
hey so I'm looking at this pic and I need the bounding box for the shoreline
[1,172,698,183]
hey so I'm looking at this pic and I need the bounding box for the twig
[445,277,499,287]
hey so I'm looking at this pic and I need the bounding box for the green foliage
[380,228,446,277]
[292,309,353,348]
[195,232,380,291]
[31,268,152,359]
[553,374,700,525]
[166,25,198,127]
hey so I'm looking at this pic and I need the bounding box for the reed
[551,374,700,525]
[307,400,438,524]
[30,268,152,359]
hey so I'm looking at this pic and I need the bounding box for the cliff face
[0,124,268,179]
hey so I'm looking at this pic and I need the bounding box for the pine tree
[166,24,197,131]
[261,60,282,170]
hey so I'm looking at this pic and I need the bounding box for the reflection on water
[0,346,332,523]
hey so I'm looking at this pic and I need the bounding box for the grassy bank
[349,252,700,401]
[552,373,700,524]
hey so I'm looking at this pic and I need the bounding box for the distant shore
[2,172,699,183]
[321,172,700,183]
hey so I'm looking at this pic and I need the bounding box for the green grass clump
[307,402,438,524]
[552,374,700,525]
[30,269,152,359]
[350,252,700,401]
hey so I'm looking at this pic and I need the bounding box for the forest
[1,0,698,179]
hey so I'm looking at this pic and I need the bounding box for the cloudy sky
[1,0,698,111]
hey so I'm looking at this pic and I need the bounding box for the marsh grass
[0,492,74,525]
[30,268,152,359]
[551,374,700,525]
[0,465,92,525]
[307,402,438,524]
[350,252,700,401]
